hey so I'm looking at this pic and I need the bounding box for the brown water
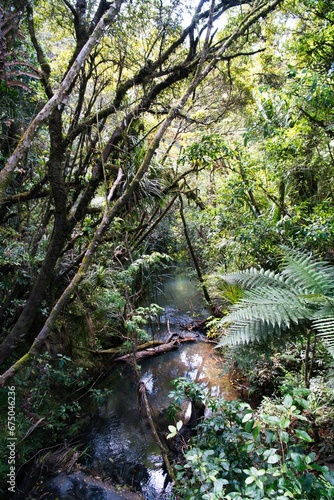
[87,275,239,499]
[87,340,238,499]
[140,339,240,404]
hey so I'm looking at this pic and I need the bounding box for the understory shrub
[0,353,94,496]
[171,381,334,499]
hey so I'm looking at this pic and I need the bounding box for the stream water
[85,276,239,500]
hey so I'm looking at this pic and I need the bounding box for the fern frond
[312,317,334,357]
[216,249,334,356]
[223,286,311,323]
[208,274,244,305]
[218,319,280,346]
[222,267,286,290]
[315,300,334,318]
[218,285,312,346]
[281,250,334,296]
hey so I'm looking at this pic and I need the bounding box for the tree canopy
[2,0,334,497]
[0,0,283,384]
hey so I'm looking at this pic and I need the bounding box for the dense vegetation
[1,0,334,498]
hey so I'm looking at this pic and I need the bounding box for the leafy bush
[171,381,334,499]
[0,353,94,495]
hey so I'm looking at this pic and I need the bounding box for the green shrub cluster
[171,380,334,499]
[0,353,94,495]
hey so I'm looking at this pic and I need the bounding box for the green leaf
[203,449,215,458]
[264,448,281,464]
[264,415,281,426]
[214,478,228,493]
[280,430,290,443]
[167,425,177,439]
[242,412,253,423]
[252,424,261,440]
[283,394,293,408]
[281,417,291,428]
[295,429,314,442]
[290,452,307,470]
[324,471,334,486]
[267,453,281,464]
[245,419,254,432]
[216,250,334,358]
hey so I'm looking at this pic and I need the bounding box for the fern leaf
[312,317,334,357]
[282,250,334,296]
[223,286,311,323]
[218,319,280,347]
[216,249,334,354]
[222,267,286,290]
[218,283,313,347]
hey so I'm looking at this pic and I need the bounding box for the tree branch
[0,0,125,200]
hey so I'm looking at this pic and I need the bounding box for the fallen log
[114,335,196,362]
[138,381,175,482]
[91,340,163,356]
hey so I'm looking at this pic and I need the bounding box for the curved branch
[0,0,125,200]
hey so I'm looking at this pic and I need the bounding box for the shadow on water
[84,275,239,499]
[155,275,207,316]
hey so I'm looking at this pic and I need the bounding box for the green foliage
[167,420,183,439]
[0,352,94,495]
[17,353,91,429]
[172,1,334,278]
[179,134,237,170]
[124,303,164,344]
[2,2,334,496]
[169,377,207,406]
[225,342,305,397]
[88,387,111,405]
[216,250,334,358]
[172,381,334,499]
[70,252,171,349]
[167,377,207,421]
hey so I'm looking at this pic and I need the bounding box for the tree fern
[312,317,334,357]
[281,249,334,296]
[222,267,286,290]
[217,285,313,346]
[216,250,334,358]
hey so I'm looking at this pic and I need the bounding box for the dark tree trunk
[0,109,68,365]
[179,195,214,311]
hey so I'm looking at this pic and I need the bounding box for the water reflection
[156,276,204,315]
[87,340,239,498]
[87,275,238,499]
[140,340,239,405]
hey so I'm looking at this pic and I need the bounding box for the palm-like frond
[312,317,334,358]
[311,295,334,358]
[217,284,313,347]
[281,249,334,296]
[219,319,279,346]
[222,267,286,289]
[217,249,334,357]
[209,273,244,305]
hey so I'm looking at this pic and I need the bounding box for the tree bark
[179,194,213,309]
[0,109,68,365]
[0,0,125,200]
[0,0,283,381]
[0,168,124,385]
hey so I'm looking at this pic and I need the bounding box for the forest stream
[39,276,240,500]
